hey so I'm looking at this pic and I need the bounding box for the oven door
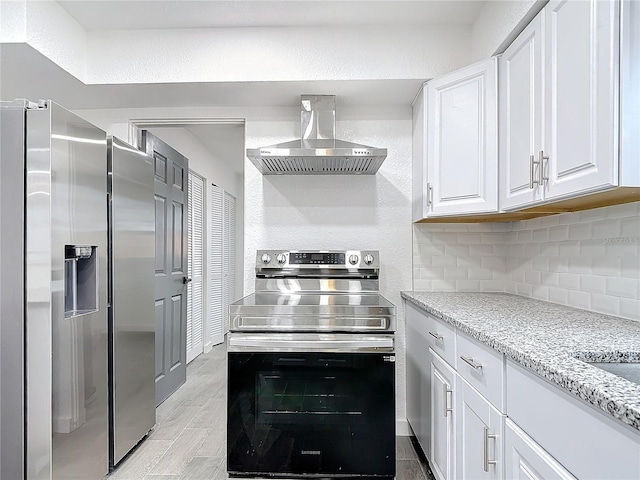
[227,333,396,478]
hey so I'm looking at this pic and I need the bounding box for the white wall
[413,202,640,323]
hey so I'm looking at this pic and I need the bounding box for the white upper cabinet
[499,13,543,210]
[500,0,625,211]
[413,57,498,220]
[544,0,619,200]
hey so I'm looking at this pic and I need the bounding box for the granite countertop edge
[401,291,640,432]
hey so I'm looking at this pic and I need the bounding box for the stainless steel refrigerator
[0,100,155,479]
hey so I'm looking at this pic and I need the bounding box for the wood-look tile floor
[108,342,435,480]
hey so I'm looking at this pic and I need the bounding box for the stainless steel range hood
[247,95,387,175]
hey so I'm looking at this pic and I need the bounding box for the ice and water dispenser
[64,245,98,318]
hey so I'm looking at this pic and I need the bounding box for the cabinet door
[505,419,576,480]
[543,0,619,200]
[499,12,544,210]
[405,302,432,455]
[430,350,456,480]
[456,376,504,480]
[426,58,498,216]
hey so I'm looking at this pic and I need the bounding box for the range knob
[261,253,271,264]
[363,254,374,265]
[276,253,287,265]
[349,254,359,265]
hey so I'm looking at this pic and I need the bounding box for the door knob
[183,277,192,284]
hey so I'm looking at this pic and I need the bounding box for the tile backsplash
[413,201,640,321]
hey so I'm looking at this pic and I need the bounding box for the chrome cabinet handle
[483,427,497,472]
[428,331,443,341]
[529,154,535,189]
[460,355,483,371]
[443,385,453,417]
[539,150,549,185]
[530,154,541,189]
[426,182,433,208]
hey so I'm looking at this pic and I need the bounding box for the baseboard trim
[396,418,411,436]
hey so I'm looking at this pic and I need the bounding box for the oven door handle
[227,333,395,353]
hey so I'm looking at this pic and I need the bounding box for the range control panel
[255,250,379,269]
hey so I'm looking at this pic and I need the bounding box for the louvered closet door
[223,192,236,334]
[186,172,204,364]
[208,185,224,346]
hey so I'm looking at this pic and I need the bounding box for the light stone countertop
[401,291,640,432]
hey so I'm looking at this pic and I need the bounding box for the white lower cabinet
[505,418,575,480]
[429,349,456,480]
[456,376,504,480]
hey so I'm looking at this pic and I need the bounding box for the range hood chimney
[246,95,387,175]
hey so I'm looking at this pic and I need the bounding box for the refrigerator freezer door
[26,102,109,480]
[108,136,156,467]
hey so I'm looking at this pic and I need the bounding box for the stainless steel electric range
[227,250,396,479]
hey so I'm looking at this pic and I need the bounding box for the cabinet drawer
[456,331,505,411]
[406,302,457,366]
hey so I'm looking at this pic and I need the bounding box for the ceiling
[57,0,485,30]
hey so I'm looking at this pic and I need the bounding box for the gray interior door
[141,130,189,406]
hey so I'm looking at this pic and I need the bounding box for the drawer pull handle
[429,331,443,341]
[460,355,483,371]
[483,427,497,472]
[443,386,453,417]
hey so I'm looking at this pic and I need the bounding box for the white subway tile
[431,233,459,244]
[541,272,560,287]
[505,282,517,293]
[532,229,549,242]
[580,275,607,294]
[512,268,526,283]
[481,280,506,291]
[444,267,469,280]
[568,290,591,310]
[559,273,581,290]
[549,288,569,305]
[419,267,444,280]
[417,244,445,256]
[414,279,431,291]
[482,256,506,270]
[518,230,533,243]
[525,218,542,229]
[619,298,640,321]
[540,243,559,257]
[445,244,470,257]
[558,211,580,225]
[549,226,569,242]
[525,270,541,285]
[441,224,470,232]
[568,223,591,241]
[517,283,533,296]
[620,216,640,238]
[532,285,549,301]
[457,233,482,244]
[621,255,640,279]
[492,222,515,232]
[432,256,457,268]
[510,244,526,257]
[455,280,481,291]
[469,268,495,280]
[591,256,621,276]
[482,233,507,244]
[580,207,608,222]
[431,280,456,291]
[606,277,639,299]
[469,245,494,256]
[568,256,591,274]
[549,257,569,273]
[457,256,480,268]
[415,256,431,268]
[605,242,638,258]
[590,294,620,316]
[525,243,541,257]
[580,240,606,258]
[539,215,561,227]
[605,201,640,219]
[592,219,621,240]
[494,245,508,256]
[468,223,497,232]
[532,257,549,272]
[558,241,580,257]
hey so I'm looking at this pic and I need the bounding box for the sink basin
[585,362,640,386]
